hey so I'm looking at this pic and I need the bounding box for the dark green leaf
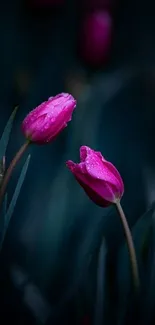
[116,202,155,325]
[3,193,8,219]
[0,106,18,161]
[0,154,30,249]
[0,193,8,240]
[93,238,107,325]
[0,156,5,187]
[144,209,155,324]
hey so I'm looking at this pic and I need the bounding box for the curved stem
[115,200,140,291]
[0,140,30,208]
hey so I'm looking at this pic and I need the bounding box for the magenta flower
[66,146,124,207]
[79,11,112,66]
[22,93,76,144]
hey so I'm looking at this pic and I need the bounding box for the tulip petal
[101,160,124,195]
[22,93,76,144]
[67,146,124,206]
[66,159,116,204]
[22,114,47,138]
[83,147,123,192]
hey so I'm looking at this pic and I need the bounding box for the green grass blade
[0,154,30,249]
[0,106,18,161]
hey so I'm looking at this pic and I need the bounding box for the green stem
[115,200,140,291]
[0,140,30,209]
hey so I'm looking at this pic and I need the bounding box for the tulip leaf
[0,106,18,162]
[0,156,5,187]
[0,154,30,249]
[93,237,107,325]
[0,193,8,241]
[116,202,155,325]
[143,210,155,324]
[3,193,8,220]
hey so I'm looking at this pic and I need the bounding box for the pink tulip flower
[66,146,124,207]
[22,93,76,144]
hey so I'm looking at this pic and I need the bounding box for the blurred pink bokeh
[79,11,113,66]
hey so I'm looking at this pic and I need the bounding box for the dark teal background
[0,0,155,323]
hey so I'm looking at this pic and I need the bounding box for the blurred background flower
[78,11,113,67]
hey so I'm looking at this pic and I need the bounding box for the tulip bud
[22,93,76,144]
[66,146,124,207]
[79,11,112,66]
